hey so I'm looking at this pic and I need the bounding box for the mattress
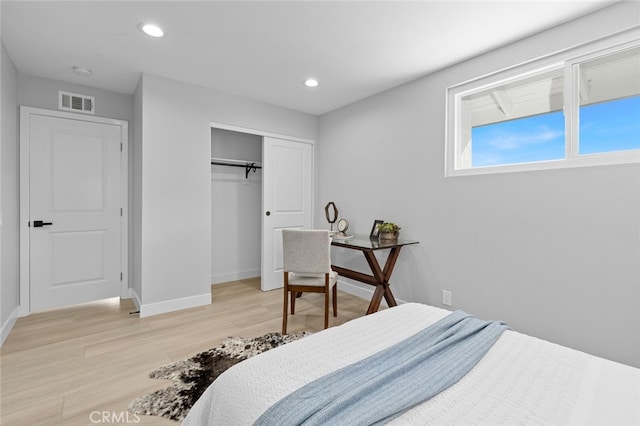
[183,303,640,425]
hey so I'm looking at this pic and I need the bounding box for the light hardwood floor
[0,278,373,425]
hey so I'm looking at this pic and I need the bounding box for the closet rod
[211,159,261,179]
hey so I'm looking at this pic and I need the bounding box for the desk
[331,235,419,315]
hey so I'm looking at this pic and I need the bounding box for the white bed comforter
[183,303,640,426]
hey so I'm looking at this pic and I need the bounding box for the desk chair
[282,229,338,334]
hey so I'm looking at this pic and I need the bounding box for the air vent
[58,91,95,114]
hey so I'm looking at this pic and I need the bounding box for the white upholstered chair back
[282,229,332,275]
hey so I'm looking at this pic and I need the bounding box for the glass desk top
[331,234,419,250]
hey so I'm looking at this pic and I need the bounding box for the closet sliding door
[261,137,313,291]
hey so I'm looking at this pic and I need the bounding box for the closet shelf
[211,157,262,179]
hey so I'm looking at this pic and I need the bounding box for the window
[446,34,640,176]
[465,67,566,168]
[574,46,640,155]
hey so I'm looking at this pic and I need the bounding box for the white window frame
[445,29,640,177]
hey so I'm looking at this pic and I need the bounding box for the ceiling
[1,1,619,116]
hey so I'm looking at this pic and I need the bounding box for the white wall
[17,74,134,122]
[318,2,640,367]
[1,41,19,344]
[133,73,316,317]
[211,129,262,284]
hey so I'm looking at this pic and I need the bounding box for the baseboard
[130,288,142,311]
[1,306,20,347]
[138,292,212,318]
[337,279,407,306]
[211,269,260,285]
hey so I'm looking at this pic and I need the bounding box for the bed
[183,303,640,425]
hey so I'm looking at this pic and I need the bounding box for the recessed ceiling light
[304,78,319,88]
[140,23,164,38]
[73,66,92,77]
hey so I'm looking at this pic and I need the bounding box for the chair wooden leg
[332,284,337,317]
[291,291,296,314]
[282,272,289,335]
[324,290,329,329]
[323,273,330,329]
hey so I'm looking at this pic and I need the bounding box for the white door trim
[19,107,129,316]
[209,121,314,145]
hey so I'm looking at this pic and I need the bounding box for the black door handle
[33,220,53,228]
[265,211,271,216]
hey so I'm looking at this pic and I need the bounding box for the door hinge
[120,142,123,152]
[120,208,123,216]
[120,272,123,281]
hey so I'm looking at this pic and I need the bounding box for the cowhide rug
[129,331,310,421]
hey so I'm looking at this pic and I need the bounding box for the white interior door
[261,137,313,291]
[28,114,123,312]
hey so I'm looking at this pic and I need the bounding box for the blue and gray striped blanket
[255,309,508,426]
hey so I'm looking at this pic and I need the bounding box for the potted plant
[377,222,401,240]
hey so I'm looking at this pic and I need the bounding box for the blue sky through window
[579,96,640,154]
[471,111,565,167]
[471,96,640,167]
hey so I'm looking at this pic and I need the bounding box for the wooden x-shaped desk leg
[362,247,402,314]
[332,246,404,315]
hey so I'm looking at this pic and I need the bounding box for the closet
[210,128,262,285]
[210,125,314,291]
